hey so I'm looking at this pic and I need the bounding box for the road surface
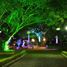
[8,50,67,67]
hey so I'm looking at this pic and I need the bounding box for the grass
[0,50,15,60]
[61,51,67,58]
[0,50,26,62]
[26,50,63,58]
[0,54,13,59]
[30,53,63,58]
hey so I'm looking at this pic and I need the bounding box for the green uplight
[4,41,10,51]
[4,42,13,52]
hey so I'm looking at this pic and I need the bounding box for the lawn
[61,51,67,58]
[0,50,26,66]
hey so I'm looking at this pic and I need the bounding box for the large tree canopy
[0,0,67,27]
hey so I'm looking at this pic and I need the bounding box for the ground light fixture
[65,26,67,31]
[31,38,35,42]
[56,27,60,31]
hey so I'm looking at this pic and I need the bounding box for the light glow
[56,28,60,31]
[31,38,35,42]
[43,37,46,42]
[0,31,2,33]
[65,26,67,30]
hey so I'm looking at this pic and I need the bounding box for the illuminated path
[9,50,67,67]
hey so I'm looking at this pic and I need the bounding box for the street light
[0,31,2,33]
[65,26,67,31]
[43,37,46,42]
[31,38,35,42]
[56,28,60,31]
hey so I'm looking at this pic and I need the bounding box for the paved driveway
[8,50,67,67]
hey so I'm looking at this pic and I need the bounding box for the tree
[0,0,67,51]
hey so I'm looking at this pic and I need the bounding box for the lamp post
[42,37,46,47]
[55,35,58,44]
[55,27,61,49]
[27,31,30,44]
[56,27,60,44]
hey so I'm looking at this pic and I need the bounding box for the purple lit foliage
[16,39,22,49]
